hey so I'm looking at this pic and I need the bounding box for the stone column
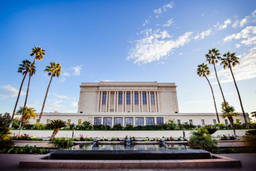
[124,91,126,112]
[154,91,157,112]
[100,91,102,112]
[131,91,134,112]
[157,91,160,112]
[97,91,100,112]
[139,91,141,112]
[141,91,144,112]
[148,91,151,112]
[122,91,125,112]
[113,91,116,112]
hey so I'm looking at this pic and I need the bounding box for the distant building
[35,81,249,126]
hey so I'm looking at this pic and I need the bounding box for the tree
[9,60,33,128]
[38,62,62,122]
[221,102,239,136]
[197,63,220,123]
[206,48,226,103]
[47,120,66,138]
[221,52,248,125]
[17,107,37,134]
[22,47,45,118]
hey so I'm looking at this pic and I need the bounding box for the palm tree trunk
[23,74,32,109]
[51,128,59,138]
[213,64,226,103]
[19,74,32,131]
[205,76,220,123]
[9,73,27,128]
[228,116,236,137]
[38,75,53,122]
[229,65,248,125]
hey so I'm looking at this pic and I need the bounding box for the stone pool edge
[19,154,241,169]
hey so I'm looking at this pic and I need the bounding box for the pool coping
[19,154,241,169]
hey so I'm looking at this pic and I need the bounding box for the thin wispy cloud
[162,19,174,27]
[128,30,193,64]
[60,65,83,82]
[232,9,256,28]
[216,19,232,30]
[217,47,256,83]
[0,85,23,98]
[72,65,82,76]
[194,29,212,40]
[224,26,256,45]
[52,93,68,99]
[153,2,173,15]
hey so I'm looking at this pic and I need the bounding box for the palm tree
[30,47,45,62]
[9,60,32,128]
[221,102,239,136]
[206,48,226,103]
[221,52,248,125]
[17,107,37,134]
[47,120,66,138]
[197,63,220,123]
[22,63,36,113]
[38,62,62,122]
[22,47,45,116]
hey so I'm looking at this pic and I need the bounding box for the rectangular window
[135,117,144,126]
[142,92,147,104]
[177,119,181,125]
[114,117,123,126]
[146,117,155,125]
[102,92,107,104]
[150,92,155,104]
[126,92,131,104]
[134,92,139,104]
[118,92,123,104]
[189,119,193,125]
[125,117,133,126]
[103,117,112,127]
[201,119,205,126]
[94,117,102,125]
[156,117,164,125]
[213,119,217,125]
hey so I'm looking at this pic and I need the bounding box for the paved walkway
[0,153,255,171]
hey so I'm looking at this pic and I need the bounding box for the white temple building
[36,81,249,126]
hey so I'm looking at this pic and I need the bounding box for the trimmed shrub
[243,129,256,147]
[189,128,217,152]
[50,138,73,148]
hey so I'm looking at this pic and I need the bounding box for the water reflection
[72,144,187,151]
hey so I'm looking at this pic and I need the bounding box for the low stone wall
[11,129,249,139]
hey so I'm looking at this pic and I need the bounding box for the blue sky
[0,0,255,116]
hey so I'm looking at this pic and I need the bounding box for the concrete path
[0,153,255,171]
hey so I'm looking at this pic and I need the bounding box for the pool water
[71,144,188,151]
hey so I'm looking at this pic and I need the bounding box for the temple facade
[35,81,249,126]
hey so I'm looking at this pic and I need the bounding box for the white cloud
[224,26,256,45]
[128,29,193,64]
[194,29,212,40]
[52,93,68,99]
[217,47,256,83]
[153,2,173,14]
[232,9,256,28]
[216,19,232,30]
[0,85,23,98]
[162,19,173,27]
[72,65,82,76]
